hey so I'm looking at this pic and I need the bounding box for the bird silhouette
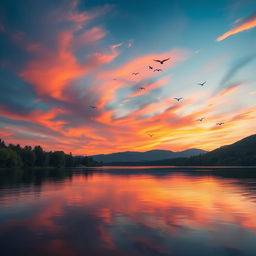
[89,105,97,109]
[154,69,162,72]
[139,87,146,90]
[148,133,154,137]
[216,122,224,126]
[196,117,205,122]
[153,58,170,64]
[132,72,139,75]
[174,97,183,101]
[198,81,206,86]
[149,66,153,70]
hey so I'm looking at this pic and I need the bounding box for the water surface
[1,167,256,256]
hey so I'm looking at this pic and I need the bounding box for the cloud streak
[217,13,256,41]
[0,0,255,154]
[212,55,255,96]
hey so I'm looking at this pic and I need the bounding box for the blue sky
[0,0,255,154]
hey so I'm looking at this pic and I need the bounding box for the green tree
[0,138,101,168]
[50,151,65,168]
[0,139,6,149]
[0,148,9,167]
[0,148,23,167]
[20,148,36,167]
[34,146,49,166]
[65,152,74,167]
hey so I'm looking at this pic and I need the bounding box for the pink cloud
[18,4,118,100]
[94,48,191,108]
[125,76,170,99]
[218,83,243,96]
[71,27,106,50]
[1,1,255,155]
[217,13,256,41]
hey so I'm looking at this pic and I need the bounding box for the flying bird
[154,69,162,72]
[148,133,154,137]
[153,58,170,64]
[139,87,146,90]
[132,72,139,75]
[196,117,205,122]
[174,97,183,101]
[89,105,97,109]
[198,81,206,86]
[149,66,153,70]
[216,122,224,126]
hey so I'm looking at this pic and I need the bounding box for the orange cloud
[217,13,256,41]
[125,76,170,99]
[19,32,118,100]
[218,83,242,96]
[94,48,191,108]
[1,1,255,155]
[71,26,106,50]
[1,73,255,155]
[18,2,117,100]
[20,48,87,99]
[0,128,12,138]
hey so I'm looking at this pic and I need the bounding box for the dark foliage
[164,134,256,166]
[105,134,256,166]
[0,138,101,168]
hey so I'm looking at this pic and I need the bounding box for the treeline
[106,135,256,166]
[107,150,256,166]
[105,153,256,166]
[157,135,256,166]
[0,139,101,168]
[146,153,256,166]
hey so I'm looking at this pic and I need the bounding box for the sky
[0,0,255,155]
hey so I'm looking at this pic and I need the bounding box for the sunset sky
[0,0,255,155]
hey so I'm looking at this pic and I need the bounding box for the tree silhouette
[0,138,101,168]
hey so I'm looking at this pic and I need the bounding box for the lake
[1,167,256,256]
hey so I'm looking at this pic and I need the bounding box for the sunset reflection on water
[1,167,256,256]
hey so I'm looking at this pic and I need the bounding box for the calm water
[1,167,256,256]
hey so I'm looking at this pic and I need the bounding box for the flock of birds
[89,57,225,138]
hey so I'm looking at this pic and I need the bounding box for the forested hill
[91,149,206,163]
[106,134,256,166]
[145,134,256,166]
[0,139,101,168]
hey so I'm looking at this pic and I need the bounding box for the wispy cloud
[220,55,255,85]
[212,55,255,96]
[217,13,256,41]
[18,2,117,100]
[218,83,242,96]
[0,0,256,154]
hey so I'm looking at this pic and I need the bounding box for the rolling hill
[141,134,256,166]
[91,148,207,164]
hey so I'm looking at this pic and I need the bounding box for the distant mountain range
[187,134,256,166]
[91,148,207,164]
[99,134,256,166]
[93,134,256,166]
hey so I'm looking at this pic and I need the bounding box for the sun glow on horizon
[0,0,255,154]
